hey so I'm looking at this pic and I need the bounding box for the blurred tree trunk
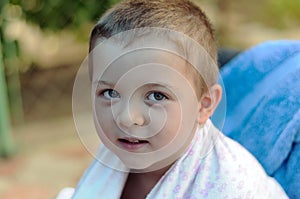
[0,0,16,158]
[1,1,24,125]
[0,34,15,158]
[3,33,24,125]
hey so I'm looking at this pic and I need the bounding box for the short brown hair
[89,0,216,61]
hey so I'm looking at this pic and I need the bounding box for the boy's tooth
[127,138,139,143]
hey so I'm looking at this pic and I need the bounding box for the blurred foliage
[7,0,300,31]
[259,0,300,29]
[203,0,300,29]
[9,0,121,31]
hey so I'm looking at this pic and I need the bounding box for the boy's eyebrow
[144,82,182,92]
[94,80,115,86]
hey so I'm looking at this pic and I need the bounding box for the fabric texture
[69,120,287,199]
[219,40,300,199]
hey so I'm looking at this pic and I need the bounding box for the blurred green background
[0,0,299,198]
[0,0,299,123]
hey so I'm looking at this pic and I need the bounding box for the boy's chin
[116,146,186,172]
[116,152,162,171]
[120,158,153,171]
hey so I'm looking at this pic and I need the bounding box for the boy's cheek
[94,107,114,128]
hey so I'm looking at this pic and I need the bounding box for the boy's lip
[117,137,149,151]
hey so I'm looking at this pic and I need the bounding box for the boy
[58,0,288,198]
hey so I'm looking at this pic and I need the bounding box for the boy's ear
[197,84,222,124]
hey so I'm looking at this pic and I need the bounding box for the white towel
[61,120,287,199]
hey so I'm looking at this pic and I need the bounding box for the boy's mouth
[118,138,149,144]
[117,138,149,151]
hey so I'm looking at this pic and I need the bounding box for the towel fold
[71,120,287,199]
[218,40,300,199]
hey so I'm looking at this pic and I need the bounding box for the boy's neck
[121,165,172,199]
[137,163,173,180]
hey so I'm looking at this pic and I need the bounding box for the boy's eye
[147,92,168,101]
[101,89,120,99]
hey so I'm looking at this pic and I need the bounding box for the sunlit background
[0,0,299,198]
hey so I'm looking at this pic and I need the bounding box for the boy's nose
[115,103,145,129]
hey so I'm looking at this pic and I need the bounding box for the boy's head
[90,0,216,61]
[89,0,219,97]
[88,0,222,170]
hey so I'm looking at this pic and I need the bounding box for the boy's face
[92,40,203,170]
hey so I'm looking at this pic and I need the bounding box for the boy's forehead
[91,38,188,80]
[90,28,218,87]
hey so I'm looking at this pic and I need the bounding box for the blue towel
[214,40,300,199]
